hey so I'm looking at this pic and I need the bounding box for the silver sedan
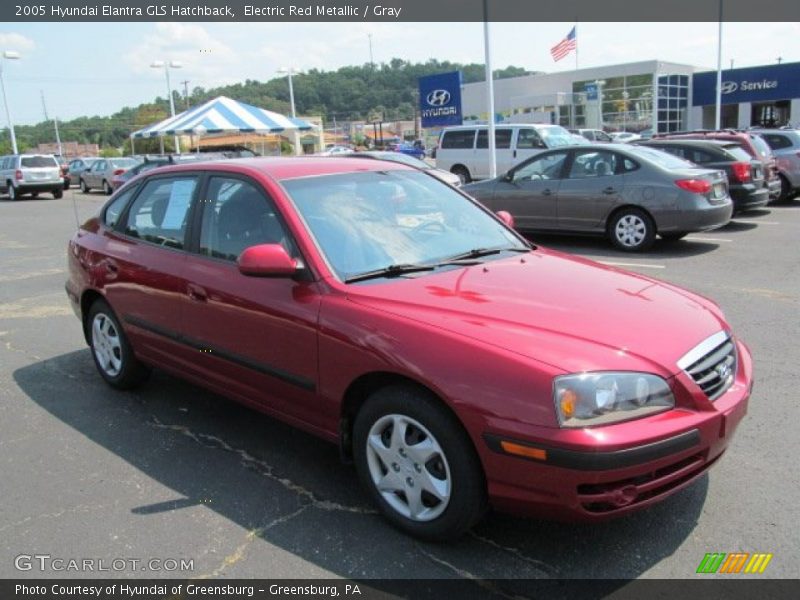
[79,157,140,195]
[462,143,733,252]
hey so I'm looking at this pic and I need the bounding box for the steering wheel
[409,220,447,239]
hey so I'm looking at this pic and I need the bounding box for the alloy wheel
[615,214,647,248]
[91,313,123,377]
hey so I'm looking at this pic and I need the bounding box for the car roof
[139,156,413,181]
[640,139,733,147]
[442,123,559,131]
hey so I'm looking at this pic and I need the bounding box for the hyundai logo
[715,362,732,381]
[720,81,739,94]
[426,89,451,107]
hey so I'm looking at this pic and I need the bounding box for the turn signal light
[675,178,712,194]
[14,169,22,181]
[500,441,547,461]
[560,388,578,418]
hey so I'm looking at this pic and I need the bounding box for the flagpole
[575,21,578,71]
[483,0,496,179]
[715,0,723,129]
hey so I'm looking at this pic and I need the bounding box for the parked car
[609,132,642,143]
[0,154,64,200]
[67,157,101,189]
[348,150,462,187]
[435,123,577,184]
[750,128,800,200]
[79,157,141,194]
[388,143,426,160]
[110,153,228,191]
[318,145,353,156]
[654,130,781,201]
[569,128,614,142]
[463,143,732,251]
[635,139,769,212]
[66,156,751,540]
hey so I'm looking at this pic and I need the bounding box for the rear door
[557,149,626,232]
[489,150,569,230]
[87,160,106,188]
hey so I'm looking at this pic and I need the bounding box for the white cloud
[0,32,36,53]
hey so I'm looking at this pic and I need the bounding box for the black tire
[353,384,487,541]
[660,232,687,242]
[8,184,17,201]
[63,180,70,190]
[103,180,113,195]
[80,179,90,193]
[52,189,63,199]
[608,207,656,252]
[31,192,39,198]
[778,175,792,202]
[86,299,150,390]
[451,165,471,185]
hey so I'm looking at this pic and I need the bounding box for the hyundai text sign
[419,71,463,128]
[693,62,800,106]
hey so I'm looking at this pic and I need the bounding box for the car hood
[461,179,497,197]
[346,249,727,376]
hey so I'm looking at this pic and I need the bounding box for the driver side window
[513,152,568,181]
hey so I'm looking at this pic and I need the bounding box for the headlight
[554,372,674,428]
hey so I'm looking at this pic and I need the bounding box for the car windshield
[370,152,430,169]
[538,126,577,148]
[282,170,527,282]
[21,156,58,168]
[625,145,695,169]
[109,158,140,169]
[749,135,773,158]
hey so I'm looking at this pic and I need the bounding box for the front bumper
[478,339,752,520]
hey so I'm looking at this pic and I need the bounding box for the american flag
[550,27,577,62]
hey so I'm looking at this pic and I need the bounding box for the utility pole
[40,90,62,156]
[181,80,190,109]
[368,34,374,68]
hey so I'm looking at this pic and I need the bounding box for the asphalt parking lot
[1,188,798,587]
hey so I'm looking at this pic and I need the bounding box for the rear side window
[685,148,716,164]
[441,130,476,149]
[476,129,512,149]
[761,134,792,150]
[123,176,198,249]
[749,135,772,158]
[721,145,753,162]
[21,156,57,168]
[103,186,138,228]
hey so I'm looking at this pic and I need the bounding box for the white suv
[0,154,64,200]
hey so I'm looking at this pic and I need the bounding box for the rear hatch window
[21,156,58,168]
[721,145,754,162]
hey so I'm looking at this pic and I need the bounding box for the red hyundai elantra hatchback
[66,157,752,540]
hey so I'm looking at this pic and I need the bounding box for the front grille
[678,332,737,401]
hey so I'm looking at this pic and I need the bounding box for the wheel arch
[80,289,105,344]
[606,203,659,234]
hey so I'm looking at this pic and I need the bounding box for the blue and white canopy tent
[129,95,315,154]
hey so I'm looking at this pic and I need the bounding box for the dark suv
[636,139,769,212]
[654,130,781,201]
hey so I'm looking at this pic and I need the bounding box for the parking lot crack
[148,417,377,515]
[469,532,559,577]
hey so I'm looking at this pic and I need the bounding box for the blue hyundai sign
[693,62,800,106]
[419,71,463,128]
[585,83,598,101]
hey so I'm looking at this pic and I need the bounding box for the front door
[489,150,569,230]
[179,174,325,430]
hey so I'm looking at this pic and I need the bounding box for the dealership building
[457,59,800,134]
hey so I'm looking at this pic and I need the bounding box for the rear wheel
[353,385,487,541]
[608,207,656,252]
[87,299,150,390]
[80,179,90,193]
[451,165,471,185]
[103,180,113,195]
[8,184,17,201]
[779,175,792,202]
[31,192,39,198]
[53,189,63,199]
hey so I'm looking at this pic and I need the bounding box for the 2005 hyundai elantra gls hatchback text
[66,158,752,540]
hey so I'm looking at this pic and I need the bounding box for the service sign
[419,71,463,128]
[693,62,800,106]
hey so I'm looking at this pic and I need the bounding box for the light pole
[278,67,301,155]
[622,90,630,132]
[594,79,606,130]
[151,60,182,153]
[0,50,21,154]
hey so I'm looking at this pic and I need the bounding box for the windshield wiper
[344,263,436,284]
[438,246,530,265]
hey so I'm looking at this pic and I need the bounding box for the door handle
[542,188,553,196]
[602,187,618,195]
[187,283,208,302]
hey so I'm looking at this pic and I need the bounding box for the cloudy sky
[1,21,798,125]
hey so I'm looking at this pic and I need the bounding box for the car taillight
[15,169,22,181]
[112,169,125,175]
[675,178,711,194]
[731,162,751,182]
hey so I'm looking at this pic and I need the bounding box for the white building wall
[738,103,752,129]
[792,99,800,125]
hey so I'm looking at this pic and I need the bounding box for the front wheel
[450,165,471,185]
[103,180,113,195]
[353,385,486,541]
[608,208,656,252]
[80,179,90,193]
[8,184,17,201]
[53,189,63,199]
[87,299,150,390]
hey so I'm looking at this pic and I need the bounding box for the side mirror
[238,244,298,277]
[496,210,515,229]
[502,171,514,182]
